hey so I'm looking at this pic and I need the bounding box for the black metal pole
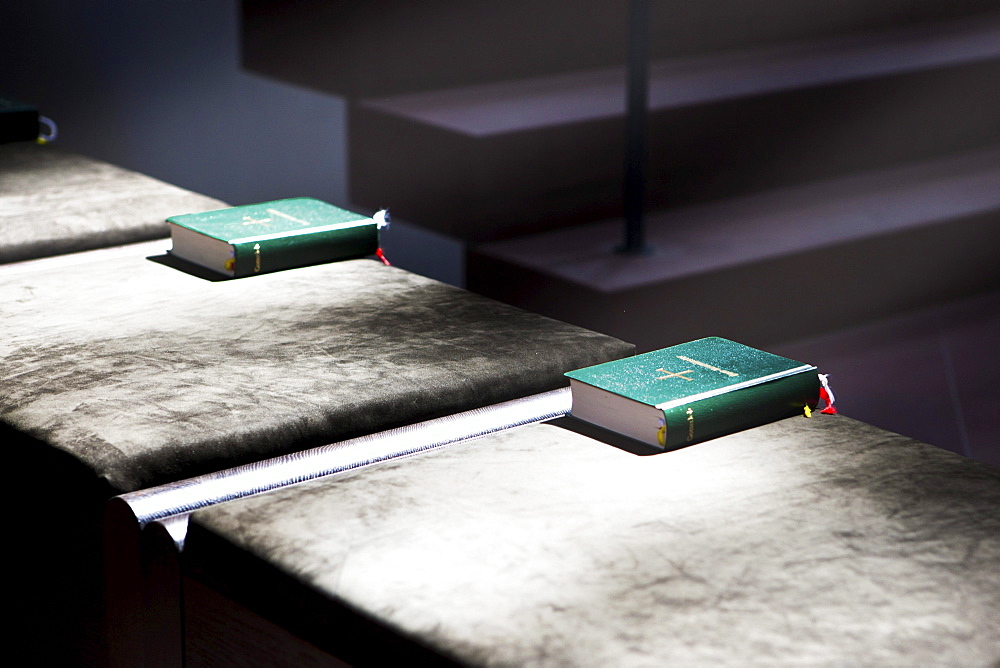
[619,0,651,254]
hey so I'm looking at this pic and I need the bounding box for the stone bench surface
[186,413,1000,665]
[1,249,630,495]
[0,143,224,263]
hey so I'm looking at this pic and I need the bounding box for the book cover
[565,337,820,449]
[167,197,385,277]
[0,96,39,144]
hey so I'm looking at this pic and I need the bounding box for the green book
[167,197,387,277]
[565,337,820,449]
[0,96,40,144]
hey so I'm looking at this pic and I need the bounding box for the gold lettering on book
[253,243,261,272]
[267,208,312,226]
[686,407,695,441]
[676,355,738,377]
[657,368,695,381]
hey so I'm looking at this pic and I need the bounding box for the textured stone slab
[187,414,1000,665]
[1,252,630,495]
[0,246,630,663]
[0,143,224,263]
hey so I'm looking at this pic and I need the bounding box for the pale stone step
[351,11,1000,242]
[468,145,1000,351]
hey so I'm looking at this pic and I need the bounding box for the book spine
[661,371,820,449]
[231,223,379,277]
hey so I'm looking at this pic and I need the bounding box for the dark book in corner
[565,337,821,449]
[0,96,39,144]
[167,197,386,277]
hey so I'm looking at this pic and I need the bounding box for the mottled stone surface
[1,242,629,664]
[0,143,224,263]
[188,415,1000,665]
[0,252,631,494]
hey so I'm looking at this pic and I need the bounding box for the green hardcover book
[565,337,821,449]
[167,197,387,277]
[0,96,39,144]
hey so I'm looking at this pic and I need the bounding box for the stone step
[242,1,999,96]
[350,11,1000,242]
[467,145,1000,352]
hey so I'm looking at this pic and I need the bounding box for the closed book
[167,197,385,277]
[0,96,39,144]
[565,337,820,449]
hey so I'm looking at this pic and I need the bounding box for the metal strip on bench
[119,387,572,533]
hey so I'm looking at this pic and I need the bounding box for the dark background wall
[0,0,462,283]
[2,2,346,204]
